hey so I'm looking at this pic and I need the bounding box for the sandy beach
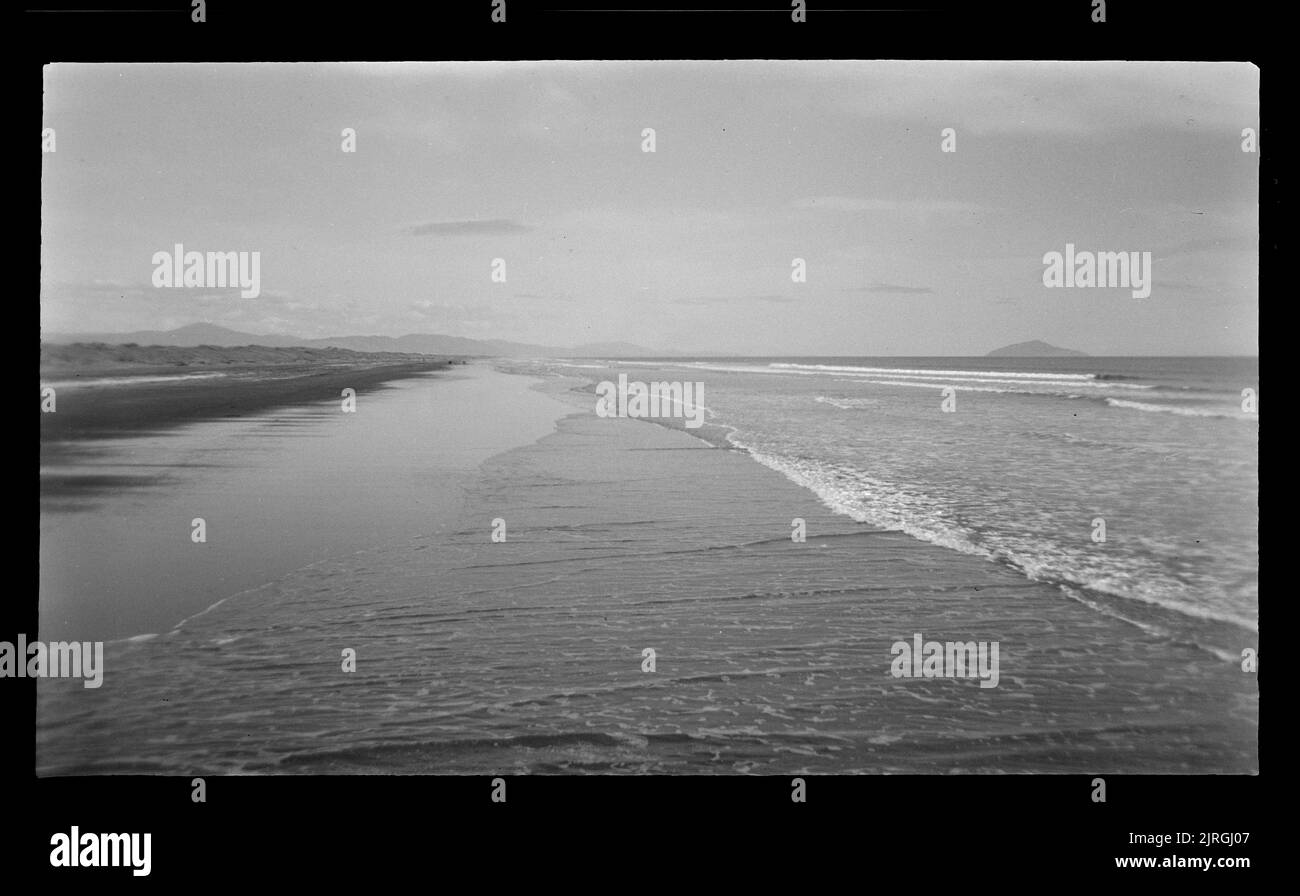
[38,362,565,641]
[37,363,1257,775]
[40,344,455,462]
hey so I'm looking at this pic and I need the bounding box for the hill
[986,340,1088,358]
[41,324,668,358]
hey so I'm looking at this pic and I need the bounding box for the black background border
[16,0,1269,881]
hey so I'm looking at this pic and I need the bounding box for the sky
[40,61,1259,355]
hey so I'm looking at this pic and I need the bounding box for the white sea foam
[608,360,1154,390]
[814,396,880,409]
[44,373,229,389]
[1106,398,1249,419]
[725,435,1258,634]
[771,362,1100,381]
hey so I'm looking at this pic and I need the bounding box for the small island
[986,340,1089,358]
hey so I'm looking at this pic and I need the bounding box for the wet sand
[41,350,454,463]
[37,368,1257,775]
[38,364,567,642]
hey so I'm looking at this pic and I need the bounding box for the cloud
[513,292,574,302]
[406,300,562,328]
[1152,236,1256,259]
[41,280,295,305]
[1152,280,1212,292]
[40,277,317,336]
[796,196,984,215]
[409,300,497,320]
[406,219,532,237]
[843,283,934,295]
[772,61,1258,138]
[672,294,793,305]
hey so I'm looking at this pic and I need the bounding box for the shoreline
[40,354,457,472]
[529,364,1258,658]
[39,364,570,643]
[38,367,1257,774]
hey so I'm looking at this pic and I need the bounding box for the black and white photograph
[15,2,1266,880]
[36,58,1258,776]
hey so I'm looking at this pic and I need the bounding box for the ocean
[552,356,1260,661]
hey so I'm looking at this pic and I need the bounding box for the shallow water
[37,366,1257,775]
[39,366,566,642]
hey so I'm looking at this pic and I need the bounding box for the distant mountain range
[40,324,1096,359]
[40,323,672,359]
[986,340,1088,357]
